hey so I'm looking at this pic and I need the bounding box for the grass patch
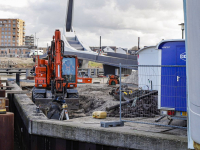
[88,61,103,68]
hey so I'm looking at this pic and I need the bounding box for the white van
[29,50,43,57]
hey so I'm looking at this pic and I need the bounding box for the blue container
[158,40,186,112]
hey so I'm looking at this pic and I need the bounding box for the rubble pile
[107,89,160,118]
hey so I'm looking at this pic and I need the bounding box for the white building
[136,46,161,108]
[116,47,127,54]
[103,46,115,53]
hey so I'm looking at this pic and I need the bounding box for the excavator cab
[62,58,76,83]
[62,56,78,89]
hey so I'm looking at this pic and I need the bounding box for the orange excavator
[108,75,119,85]
[32,30,79,119]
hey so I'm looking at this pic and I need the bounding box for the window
[2,28,4,31]
[8,36,10,39]
[4,44,7,46]
[0,25,2,27]
[3,20,7,23]
[5,24,8,27]
[62,58,76,83]
[8,40,10,42]
[8,24,11,27]
[13,44,15,46]
[5,28,7,31]
[1,40,3,42]
[5,36,7,38]
[1,36,4,38]
[13,25,16,27]
[0,21,2,23]
[13,20,16,23]
[8,20,11,23]
[5,32,7,35]
[4,39,7,42]
[2,32,4,34]
[8,44,10,46]
[8,28,10,31]
[8,32,10,35]
[1,44,4,46]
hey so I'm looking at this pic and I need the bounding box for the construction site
[1,0,200,150]
[0,55,188,150]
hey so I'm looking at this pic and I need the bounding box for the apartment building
[0,19,25,46]
[25,35,34,46]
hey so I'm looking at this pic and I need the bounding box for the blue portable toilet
[156,39,186,116]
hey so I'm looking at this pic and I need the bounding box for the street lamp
[36,38,39,48]
[179,23,184,39]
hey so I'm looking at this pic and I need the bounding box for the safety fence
[111,64,187,129]
[0,54,30,58]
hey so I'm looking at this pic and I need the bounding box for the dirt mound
[77,84,119,115]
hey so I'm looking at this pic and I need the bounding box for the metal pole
[98,36,101,56]
[182,29,184,39]
[36,38,39,48]
[35,32,36,47]
[138,37,140,50]
[119,63,122,122]
[37,39,38,47]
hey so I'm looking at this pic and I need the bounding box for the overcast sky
[0,0,184,49]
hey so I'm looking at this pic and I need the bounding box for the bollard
[36,106,40,113]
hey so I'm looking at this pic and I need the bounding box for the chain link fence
[108,64,187,129]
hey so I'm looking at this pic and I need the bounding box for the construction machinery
[32,30,79,119]
[108,75,119,85]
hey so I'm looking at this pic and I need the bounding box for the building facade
[0,19,25,46]
[25,35,34,46]
[0,45,37,57]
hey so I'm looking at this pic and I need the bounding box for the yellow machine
[92,111,107,119]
